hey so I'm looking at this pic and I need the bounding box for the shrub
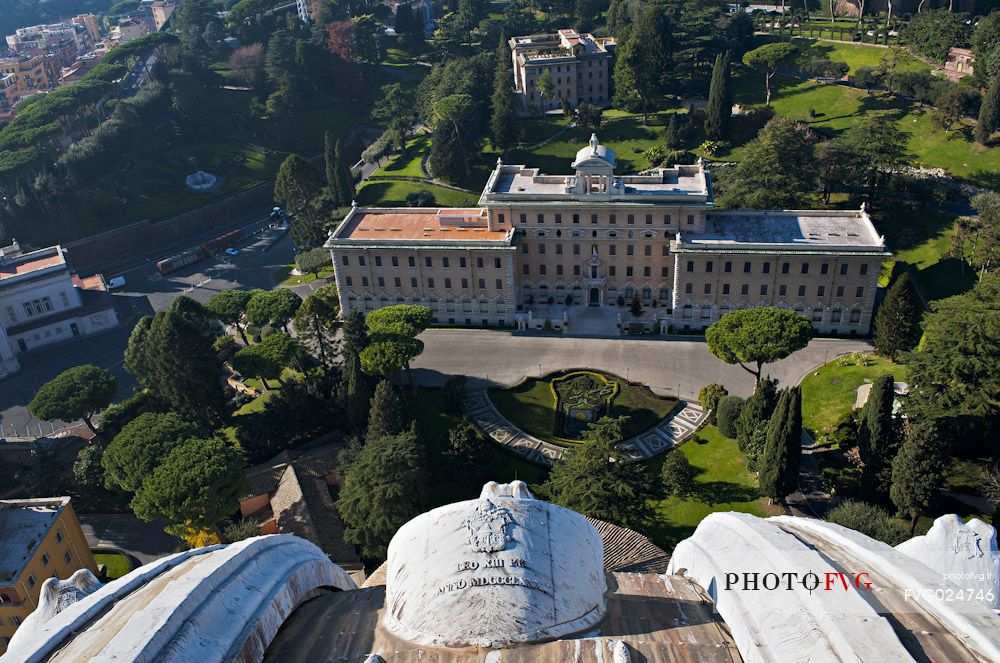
[222,519,260,543]
[405,190,436,207]
[716,395,745,438]
[820,410,859,448]
[825,499,909,546]
[443,376,468,413]
[661,449,697,496]
[213,334,237,355]
[698,384,728,417]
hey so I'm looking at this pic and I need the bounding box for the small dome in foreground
[383,481,607,649]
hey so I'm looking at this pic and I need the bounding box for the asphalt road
[411,331,872,401]
[0,227,307,436]
[79,514,183,565]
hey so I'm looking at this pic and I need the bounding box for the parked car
[269,206,284,219]
[225,247,240,257]
[107,275,126,290]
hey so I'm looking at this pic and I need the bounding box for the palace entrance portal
[589,288,600,305]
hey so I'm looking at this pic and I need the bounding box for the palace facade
[326,135,889,335]
[509,30,614,113]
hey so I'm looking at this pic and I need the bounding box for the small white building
[0,240,119,379]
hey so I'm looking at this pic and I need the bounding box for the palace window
[860,264,869,275]
[840,264,848,275]
[818,286,825,297]
[798,285,806,297]
[427,278,435,288]
[644,245,651,256]
[495,258,502,268]
[661,267,669,277]
[643,266,651,277]
[626,266,634,277]
[342,256,350,266]
[573,214,579,223]
[685,283,693,294]
[555,214,562,224]
[645,214,653,225]
[706,261,713,273]
[687,215,694,225]
[744,261,751,273]
[627,245,634,256]
[837,286,845,297]
[394,278,402,287]
[761,285,768,296]
[375,256,382,267]
[741,284,749,296]
[723,284,730,295]
[627,214,634,224]
[477,257,484,268]
[801,263,809,274]
[686,261,694,272]
[378,277,385,287]
[408,257,416,267]
[724,261,732,273]
[856,287,864,297]
[537,214,544,224]
[425,257,432,267]
[781,262,789,274]
[411,278,418,287]
[704,283,711,294]
[821,263,829,275]
[523,265,530,274]
[391,257,398,267]
[460,257,467,267]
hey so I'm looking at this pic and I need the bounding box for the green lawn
[93,552,133,580]
[356,180,478,207]
[729,73,1000,186]
[272,265,335,286]
[371,132,430,178]
[800,354,908,439]
[410,387,548,506]
[646,425,773,551]
[488,372,677,445]
[789,38,929,75]
[872,204,977,301]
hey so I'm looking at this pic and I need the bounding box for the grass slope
[646,425,773,551]
[800,354,907,438]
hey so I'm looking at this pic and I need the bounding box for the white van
[107,275,126,290]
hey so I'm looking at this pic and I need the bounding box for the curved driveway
[411,330,872,400]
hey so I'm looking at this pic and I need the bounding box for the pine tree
[366,380,407,441]
[758,387,800,502]
[490,35,519,152]
[874,272,923,360]
[342,311,373,433]
[858,374,899,501]
[891,420,947,534]
[337,430,428,558]
[538,417,655,530]
[975,73,1000,145]
[736,377,778,453]
[333,139,354,207]
[704,52,732,141]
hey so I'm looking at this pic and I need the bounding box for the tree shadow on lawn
[872,203,954,253]
[692,481,760,505]
[913,258,976,301]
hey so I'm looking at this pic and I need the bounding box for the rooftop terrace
[483,164,710,201]
[0,497,70,584]
[678,210,886,252]
[0,245,67,282]
[328,208,513,246]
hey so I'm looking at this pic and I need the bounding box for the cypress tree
[891,420,947,534]
[705,52,732,141]
[758,387,799,502]
[783,386,802,492]
[858,374,899,500]
[874,272,923,360]
[333,139,355,207]
[324,130,336,194]
[664,113,682,149]
[490,35,519,152]
[366,380,407,441]
[736,377,778,452]
[342,311,373,433]
[975,73,1000,145]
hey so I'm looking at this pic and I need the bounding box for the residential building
[72,14,102,45]
[326,135,888,335]
[509,29,615,113]
[149,1,179,31]
[0,54,54,99]
[0,74,16,116]
[5,22,91,55]
[241,444,364,577]
[0,240,119,379]
[0,497,97,654]
[107,17,151,46]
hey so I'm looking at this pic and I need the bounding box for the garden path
[462,383,706,466]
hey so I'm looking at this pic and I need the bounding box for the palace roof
[328,208,512,247]
[676,209,887,253]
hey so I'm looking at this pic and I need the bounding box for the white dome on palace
[572,133,617,169]
[382,480,606,648]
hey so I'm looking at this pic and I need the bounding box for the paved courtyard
[413,330,873,400]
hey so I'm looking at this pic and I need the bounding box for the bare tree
[980,464,1000,524]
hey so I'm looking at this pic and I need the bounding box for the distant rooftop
[677,210,886,252]
[328,208,513,247]
[484,164,710,201]
[0,245,68,282]
[509,29,613,62]
[0,497,70,584]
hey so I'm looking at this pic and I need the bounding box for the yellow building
[0,497,97,654]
